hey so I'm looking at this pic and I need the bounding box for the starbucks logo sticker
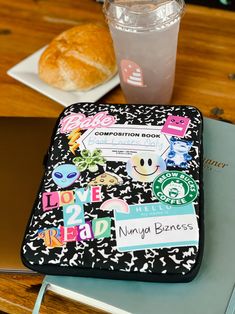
[153,171,198,206]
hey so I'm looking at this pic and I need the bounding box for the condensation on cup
[104,0,185,104]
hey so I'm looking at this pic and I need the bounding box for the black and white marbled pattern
[22,103,203,276]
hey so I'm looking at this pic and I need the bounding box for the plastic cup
[103,0,185,104]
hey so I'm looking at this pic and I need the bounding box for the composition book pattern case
[33,118,235,314]
[22,103,204,282]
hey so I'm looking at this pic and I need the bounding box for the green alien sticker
[153,171,198,206]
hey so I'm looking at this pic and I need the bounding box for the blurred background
[97,0,235,10]
[187,0,235,10]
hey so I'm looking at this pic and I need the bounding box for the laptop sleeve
[21,103,204,282]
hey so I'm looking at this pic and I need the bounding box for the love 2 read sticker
[153,171,198,206]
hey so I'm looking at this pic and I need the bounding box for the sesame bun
[38,24,117,91]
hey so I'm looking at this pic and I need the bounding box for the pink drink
[104,1,184,104]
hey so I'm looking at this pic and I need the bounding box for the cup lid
[103,0,185,31]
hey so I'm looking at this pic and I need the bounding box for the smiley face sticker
[161,115,190,138]
[126,152,166,183]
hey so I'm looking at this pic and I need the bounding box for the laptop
[0,117,57,272]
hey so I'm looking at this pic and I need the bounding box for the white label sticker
[77,124,170,162]
[114,202,199,252]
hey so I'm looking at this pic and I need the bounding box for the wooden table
[0,273,107,314]
[0,1,235,313]
[1,0,235,122]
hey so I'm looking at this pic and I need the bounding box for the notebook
[0,117,57,272]
[33,117,235,314]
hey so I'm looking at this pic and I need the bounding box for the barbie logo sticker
[60,112,116,133]
[161,115,191,138]
[121,59,144,87]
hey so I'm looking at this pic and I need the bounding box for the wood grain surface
[0,274,107,314]
[0,1,235,313]
[0,0,234,122]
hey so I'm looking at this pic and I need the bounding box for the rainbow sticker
[100,199,129,214]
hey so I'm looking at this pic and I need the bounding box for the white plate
[7,47,120,107]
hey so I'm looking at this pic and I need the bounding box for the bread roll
[38,24,117,91]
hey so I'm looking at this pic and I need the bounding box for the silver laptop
[0,117,56,272]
